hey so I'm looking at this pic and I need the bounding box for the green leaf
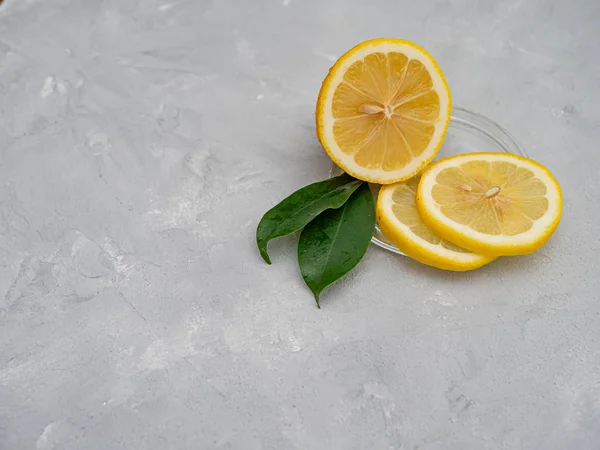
[298,182,375,307]
[256,174,362,264]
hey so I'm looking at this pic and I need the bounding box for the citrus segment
[316,38,451,184]
[416,153,562,255]
[377,178,496,271]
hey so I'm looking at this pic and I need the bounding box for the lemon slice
[416,153,563,256]
[316,38,451,184]
[377,178,495,271]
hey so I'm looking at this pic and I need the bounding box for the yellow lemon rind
[377,184,496,271]
[416,152,563,256]
[316,38,452,185]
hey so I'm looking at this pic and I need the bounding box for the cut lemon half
[316,38,452,184]
[416,153,563,256]
[377,178,495,271]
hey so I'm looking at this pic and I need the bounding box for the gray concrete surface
[0,0,599,449]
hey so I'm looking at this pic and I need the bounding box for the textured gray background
[0,0,599,449]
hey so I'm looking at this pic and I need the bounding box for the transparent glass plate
[330,107,528,256]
